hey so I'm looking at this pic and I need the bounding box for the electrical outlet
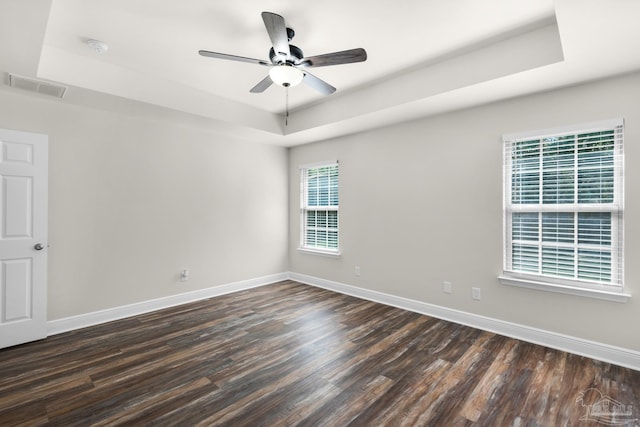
[180,269,189,282]
[442,281,452,294]
[472,287,481,301]
[355,266,361,277]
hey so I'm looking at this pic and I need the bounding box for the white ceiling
[3,0,640,146]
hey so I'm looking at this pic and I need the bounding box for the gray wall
[289,71,640,351]
[0,88,289,320]
[1,68,638,353]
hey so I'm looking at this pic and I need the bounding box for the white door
[0,128,48,349]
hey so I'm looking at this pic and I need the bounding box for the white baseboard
[47,272,289,336]
[289,272,640,372]
[46,271,640,371]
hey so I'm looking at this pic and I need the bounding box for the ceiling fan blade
[250,75,274,93]
[199,50,270,66]
[302,71,336,95]
[261,12,290,57]
[298,48,367,68]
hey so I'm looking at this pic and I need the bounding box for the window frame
[499,118,629,302]
[298,161,340,257]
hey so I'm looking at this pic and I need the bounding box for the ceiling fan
[198,11,367,96]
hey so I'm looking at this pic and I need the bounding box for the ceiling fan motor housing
[269,45,304,65]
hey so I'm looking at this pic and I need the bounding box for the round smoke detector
[87,39,109,54]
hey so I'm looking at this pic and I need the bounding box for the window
[300,161,339,255]
[501,119,625,299]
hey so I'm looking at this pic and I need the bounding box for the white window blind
[300,162,339,253]
[503,119,624,291]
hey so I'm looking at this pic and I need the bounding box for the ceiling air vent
[8,73,67,99]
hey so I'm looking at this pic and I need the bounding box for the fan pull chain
[285,86,289,127]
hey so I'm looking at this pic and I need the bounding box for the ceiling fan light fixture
[269,65,304,87]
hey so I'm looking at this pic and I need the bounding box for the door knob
[34,243,44,251]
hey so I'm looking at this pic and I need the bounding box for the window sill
[297,247,341,258]
[498,274,631,303]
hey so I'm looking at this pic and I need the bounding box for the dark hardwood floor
[0,280,638,426]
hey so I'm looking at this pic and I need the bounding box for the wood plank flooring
[0,280,638,426]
